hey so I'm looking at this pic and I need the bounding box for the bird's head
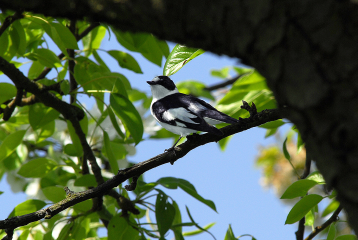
[147,76,179,100]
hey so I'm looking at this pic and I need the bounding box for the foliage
[0,9,351,240]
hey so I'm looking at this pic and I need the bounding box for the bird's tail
[203,110,239,124]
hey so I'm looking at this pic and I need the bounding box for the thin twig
[304,205,343,240]
[295,151,312,240]
[204,75,240,91]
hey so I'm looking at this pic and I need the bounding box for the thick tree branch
[0,106,287,230]
[0,57,107,188]
[305,205,343,240]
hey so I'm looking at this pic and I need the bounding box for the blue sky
[0,33,298,239]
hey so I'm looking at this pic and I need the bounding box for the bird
[147,75,240,152]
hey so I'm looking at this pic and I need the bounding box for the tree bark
[1,0,358,233]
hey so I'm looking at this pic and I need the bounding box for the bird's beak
[147,81,155,85]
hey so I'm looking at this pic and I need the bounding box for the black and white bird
[147,76,239,151]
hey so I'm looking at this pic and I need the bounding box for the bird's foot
[164,147,176,154]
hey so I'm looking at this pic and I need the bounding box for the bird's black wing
[152,93,223,135]
[185,95,240,124]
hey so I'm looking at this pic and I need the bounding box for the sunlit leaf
[163,44,204,76]
[9,199,46,217]
[281,180,318,199]
[74,174,97,187]
[107,50,142,73]
[224,224,236,240]
[103,130,119,174]
[0,83,16,104]
[42,186,66,203]
[110,93,143,145]
[285,194,323,224]
[0,130,26,162]
[327,222,336,240]
[211,67,230,79]
[18,158,58,178]
[306,171,325,184]
[108,214,140,240]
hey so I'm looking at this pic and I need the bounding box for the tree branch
[68,19,77,104]
[0,105,287,230]
[0,11,23,37]
[304,205,343,240]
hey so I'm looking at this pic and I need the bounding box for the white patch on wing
[176,121,187,127]
[204,117,224,125]
[162,110,176,121]
[188,102,207,113]
[163,107,199,124]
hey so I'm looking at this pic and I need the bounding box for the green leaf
[176,81,214,100]
[297,132,304,153]
[0,83,16,104]
[103,130,119,174]
[224,224,237,240]
[327,222,336,240]
[107,50,142,73]
[283,137,291,160]
[42,186,66,203]
[107,107,125,139]
[233,66,254,75]
[0,130,26,162]
[171,200,183,239]
[18,158,58,178]
[12,20,26,55]
[163,44,205,76]
[37,120,55,142]
[157,177,216,212]
[29,104,60,130]
[108,214,140,240]
[306,171,325,184]
[60,80,70,95]
[211,67,230,79]
[259,120,285,129]
[155,192,175,237]
[304,208,315,227]
[285,194,323,224]
[66,116,88,156]
[182,222,216,237]
[335,235,357,240]
[28,60,45,80]
[110,93,143,145]
[74,174,97,187]
[9,199,46,217]
[281,179,318,199]
[51,22,79,50]
[322,200,340,217]
[0,30,9,57]
[30,48,62,68]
